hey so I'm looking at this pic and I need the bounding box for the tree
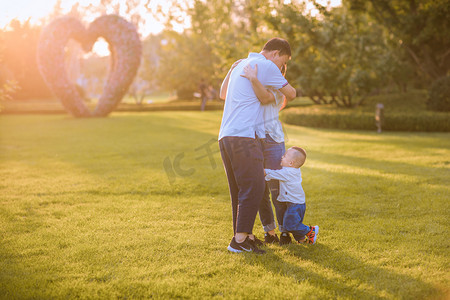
[149,0,438,106]
[0,39,20,109]
[263,2,393,107]
[152,0,253,99]
[0,20,52,99]
[348,0,450,82]
[129,34,163,104]
[0,80,20,111]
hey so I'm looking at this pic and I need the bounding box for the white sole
[227,245,253,253]
[312,226,319,244]
[227,245,243,253]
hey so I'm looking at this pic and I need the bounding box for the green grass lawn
[121,91,174,104]
[0,112,449,299]
[2,93,223,114]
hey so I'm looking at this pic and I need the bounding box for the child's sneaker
[264,233,280,244]
[279,232,292,245]
[305,225,319,244]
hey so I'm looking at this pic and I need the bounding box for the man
[218,38,296,254]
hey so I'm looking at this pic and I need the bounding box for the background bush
[427,76,450,112]
[281,91,450,132]
[281,109,450,132]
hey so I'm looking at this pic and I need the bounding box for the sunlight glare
[91,38,110,57]
[0,0,341,41]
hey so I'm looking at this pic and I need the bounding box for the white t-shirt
[263,89,285,143]
[264,167,305,204]
[219,52,288,140]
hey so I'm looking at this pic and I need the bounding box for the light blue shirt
[219,52,288,140]
[265,167,305,204]
[264,89,285,143]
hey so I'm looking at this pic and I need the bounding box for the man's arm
[279,83,297,102]
[240,64,275,104]
[266,62,296,103]
[280,88,302,111]
[219,59,242,100]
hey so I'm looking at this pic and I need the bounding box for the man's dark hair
[262,38,291,57]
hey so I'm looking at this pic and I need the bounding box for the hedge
[0,99,224,115]
[281,107,450,132]
[427,76,450,112]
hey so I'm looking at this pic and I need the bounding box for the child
[264,146,319,244]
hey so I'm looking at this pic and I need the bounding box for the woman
[240,63,293,245]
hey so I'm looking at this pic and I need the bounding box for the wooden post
[375,103,384,133]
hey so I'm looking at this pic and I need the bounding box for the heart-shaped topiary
[37,15,142,117]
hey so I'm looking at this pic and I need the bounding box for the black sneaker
[264,233,280,244]
[227,237,266,254]
[251,236,264,247]
[279,232,292,245]
[247,236,266,252]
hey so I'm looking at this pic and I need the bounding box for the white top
[219,52,288,140]
[263,89,285,143]
[264,167,305,204]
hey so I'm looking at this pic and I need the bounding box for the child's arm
[220,59,242,100]
[241,64,275,104]
[264,168,290,181]
[279,94,287,111]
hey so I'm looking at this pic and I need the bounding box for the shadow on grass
[310,150,448,181]
[0,217,52,299]
[245,243,439,299]
[304,129,450,151]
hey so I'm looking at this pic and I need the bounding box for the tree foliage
[261,2,396,107]
[0,20,51,99]
[151,0,436,107]
[1,0,447,110]
[0,80,20,109]
[348,0,450,82]
[427,76,450,112]
[0,41,20,109]
[154,0,253,99]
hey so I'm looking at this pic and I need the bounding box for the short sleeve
[260,62,288,90]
